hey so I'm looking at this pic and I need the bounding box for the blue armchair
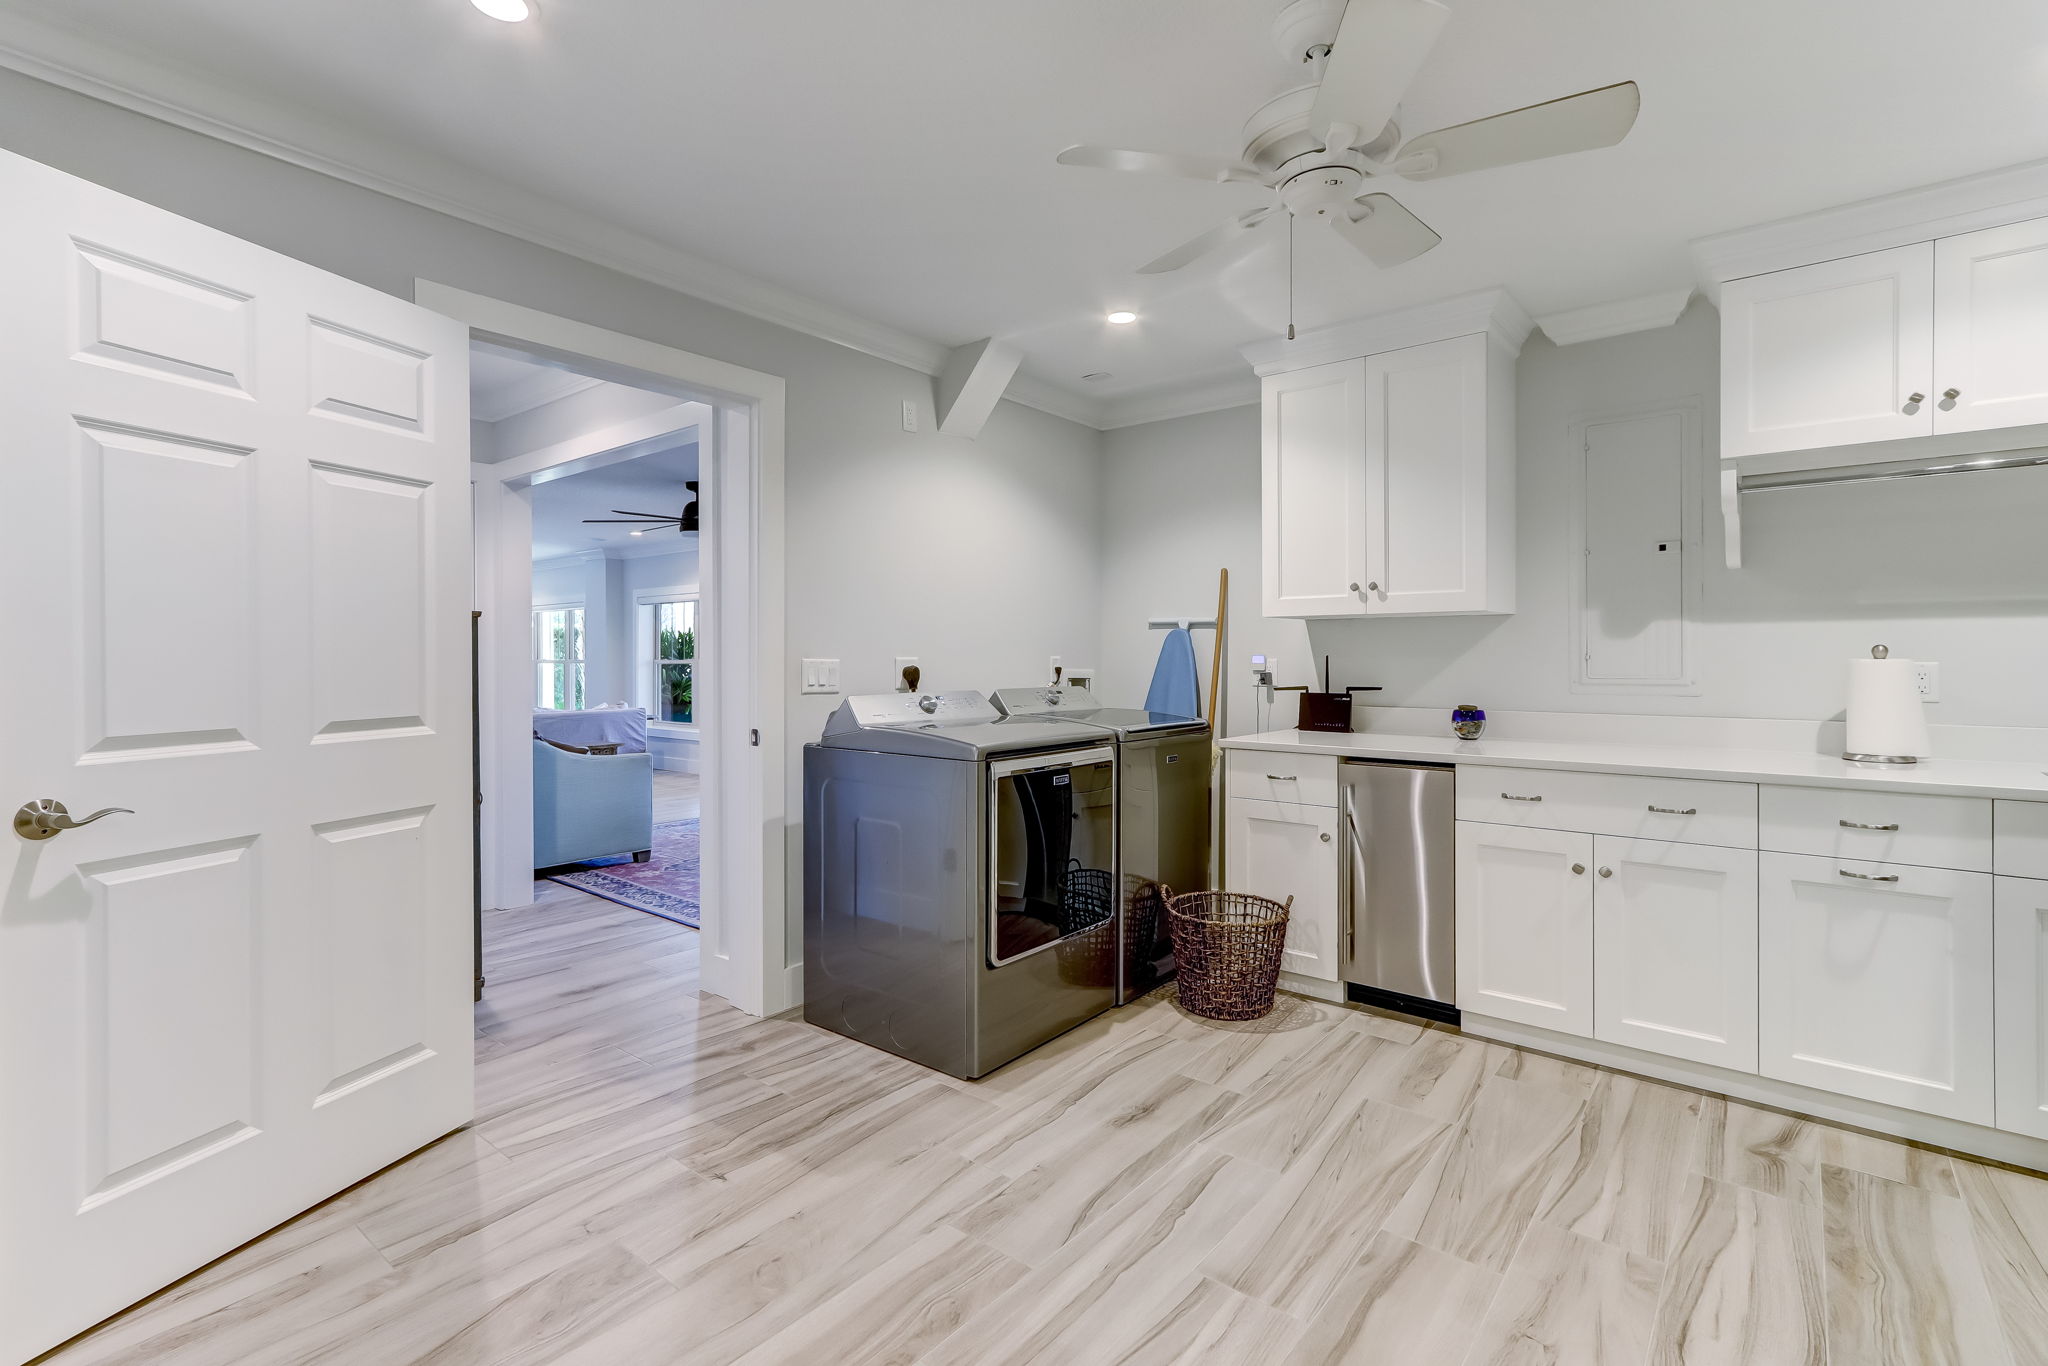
[533,739,654,869]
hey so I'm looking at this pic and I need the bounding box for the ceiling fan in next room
[1057,0,1639,279]
[583,480,699,536]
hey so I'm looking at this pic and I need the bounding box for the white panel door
[1261,360,1369,618]
[1363,333,1490,614]
[1719,243,1934,458]
[1933,218,2048,433]
[1592,837,1758,1072]
[1995,876,2048,1140]
[0,148,473,1363]
[1454,821,1593,1034]
[1225,797,1340,981]
[1758,852,1993,1124]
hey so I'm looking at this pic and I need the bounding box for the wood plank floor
[41,822,2048,1364]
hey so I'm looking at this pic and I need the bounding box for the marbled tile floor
[39,860,2048,1365]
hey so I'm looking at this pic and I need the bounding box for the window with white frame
[651,598,698,726]
[533,605,586,710]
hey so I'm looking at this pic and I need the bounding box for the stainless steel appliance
[804,691,1118,1078]
[1340,759,1457,1023]
[990,687,1210,1002]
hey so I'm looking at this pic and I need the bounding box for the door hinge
[750,728,760,747]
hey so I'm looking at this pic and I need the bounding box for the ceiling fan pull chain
[1287,216,1296,341]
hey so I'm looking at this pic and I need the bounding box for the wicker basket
[1164,888,1293,1021]
[1054,864,1117,988]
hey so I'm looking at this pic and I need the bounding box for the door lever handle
[14,799,133,842]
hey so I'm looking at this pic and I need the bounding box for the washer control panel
[825,691,998,736]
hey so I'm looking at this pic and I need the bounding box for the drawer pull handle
[1838,819,1899,831]
[1838,869,1901,883]
[1501,793,1543,802]
[1648,805,1697,815]
[1266,773,1299,782]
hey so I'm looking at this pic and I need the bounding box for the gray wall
[0,68,1105,956]
[1099,302,2048,730]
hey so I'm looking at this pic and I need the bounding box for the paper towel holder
[1843,644,1921,765]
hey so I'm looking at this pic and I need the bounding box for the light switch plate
[800,658,841,695]
[901,399,918,432]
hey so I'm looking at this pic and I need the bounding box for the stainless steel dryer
[991,687,1210,1002]
[803,691,1118,1079]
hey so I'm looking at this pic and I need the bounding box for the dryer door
[988,747,1117,967]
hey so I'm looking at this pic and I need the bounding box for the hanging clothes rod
[1740,448,2048,493]
[1148,617,1218,630]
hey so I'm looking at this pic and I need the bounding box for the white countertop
[1219,727,2048,802]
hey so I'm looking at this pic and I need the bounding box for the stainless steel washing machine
[991,687,1210,1002]
[803,691,1119,1078]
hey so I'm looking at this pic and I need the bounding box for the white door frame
[417,282,789,1017]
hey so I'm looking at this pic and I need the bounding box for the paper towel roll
[1845,650,1929,761]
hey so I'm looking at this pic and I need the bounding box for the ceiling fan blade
[1396,80,1640,181]
[608,509,683,519]
[1330,194,1442,267]
[1057,145,1263,185]
[1137,207,1278,275]
[583,519,678,524]
[1309,0,1450,146]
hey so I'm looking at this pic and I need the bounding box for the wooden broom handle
[1206,567,1227,730]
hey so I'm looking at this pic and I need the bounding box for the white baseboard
[1464,1013,2048,1173]
[1278,971,1345,1003]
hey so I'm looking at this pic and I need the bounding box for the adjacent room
[7,1,2048,1363]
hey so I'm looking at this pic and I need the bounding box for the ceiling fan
[1057,0,1639,277]
[583,480,699,536]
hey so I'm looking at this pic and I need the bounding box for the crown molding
[1099,372,1259,430]
[1239,288,1536,375]
[1534,287,1694,346]
[0,14,1160,425]
[1690,157,2048,301]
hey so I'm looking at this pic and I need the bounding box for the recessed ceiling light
[471,0,534,21]
[1106,310,1138,325]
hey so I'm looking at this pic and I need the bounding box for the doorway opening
[426,282,788,1019]
[472,342,708,941]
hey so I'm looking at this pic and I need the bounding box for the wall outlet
[799,658,841,695]
[1914,660,1940,702]
[894,656,919,691]
[901,399,918,432]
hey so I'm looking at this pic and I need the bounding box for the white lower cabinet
[1225,797,1340,981]
[1758,851,1995,1124]
[1592,837,1759,1071]
[1996,876,2048,1139]
[1455,821,1593,1034]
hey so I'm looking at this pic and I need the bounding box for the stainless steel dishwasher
[1340,759,1458,1024]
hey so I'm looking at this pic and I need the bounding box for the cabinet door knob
[1367,581,1380,592]
[1838,868,1900,883]
[1905,392,1925,408]
[1598,866,1613,878]
[1320,832,1332,843]
[1943,387,1961,401]
[1571,863,1586,875]
[1838,819,1899,831]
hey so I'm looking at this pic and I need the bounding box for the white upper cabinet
[1261,359,1370,618]
[1933,218,2048,433]
[1719,243,1934,459]
[1364,334,1508,615]
[1249,291,1525,620]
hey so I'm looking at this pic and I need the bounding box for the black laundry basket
[1164,888,1293,1021]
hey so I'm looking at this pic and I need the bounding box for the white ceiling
[11,0,2048,419]
[470,346,602,422]
[530,440,699,562]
